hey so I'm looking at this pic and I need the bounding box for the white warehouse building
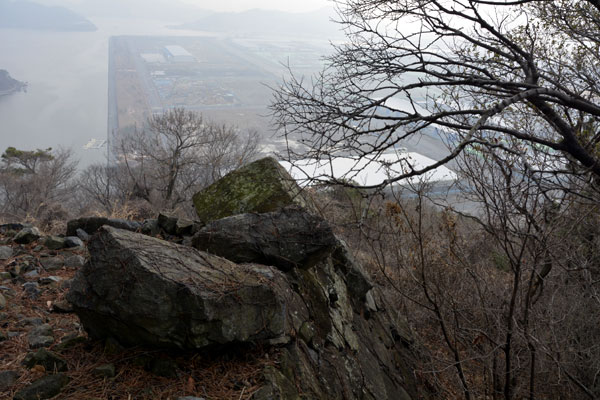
[163,45,196,63]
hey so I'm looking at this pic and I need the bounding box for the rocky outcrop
[192,157,316,223]
[67,226,307,349]
[67,157,423,399]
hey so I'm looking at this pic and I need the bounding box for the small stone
[13,373,69,400]
[39,276,61,285]
[51,300,73,313]
[64,236,83,248]
[75,228,90,241]
[40,257,64,272]
[44,236,65,250]
[24,270,40,279]
[22,282,41,299]
[0,245,13,260]
[7,331,18,338]
[0,312,7,321]
[23,348,68,372]
[32,245,44,252]
[18,317,44,327]
[0,285,16,296]
[93,363,116,378]
[0,271,11,280]
[64,255,85,269]
[54,335,86,351]
[13,227,42,245]
[28,324,54,348]
[0,370,19,391]
[0,292,5,310]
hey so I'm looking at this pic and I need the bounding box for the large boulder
[192,157,316,223]
[192,206,337,271]
[67,226,307,349]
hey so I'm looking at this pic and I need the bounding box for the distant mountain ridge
[0,0,96,31]
[170,8,342,38]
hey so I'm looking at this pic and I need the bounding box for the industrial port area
[107,35,330,141]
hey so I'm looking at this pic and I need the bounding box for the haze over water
[0,19,208,167]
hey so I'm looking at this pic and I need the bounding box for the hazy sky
[180,0,332,12]
[30,0,333,13]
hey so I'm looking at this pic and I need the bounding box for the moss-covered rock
[192,157,316,223]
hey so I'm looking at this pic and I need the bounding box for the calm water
[0,19,203,167]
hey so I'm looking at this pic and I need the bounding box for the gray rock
[18,317,44,327]
[93,363,116,378]
[24,269,40,279]
[0,292,5,310]
[157,213,178,234]
[64,255,85,269]
[13,227,42,244]
[67,226,306,349]
[0,223,29,234]
[0,285,16,296]
[23,348,68,372]
[22,282,41,299]
[51,299,73,313]
[141,219,159,236]
[28,324,54,348]
[64,236,84,248]
[13,373,69,400]
[39,276,61,285]
[43,236,65,250]
[66,217,141,236]
[75,228,90,241]
[192,206,337,271]
[0,370,19,391]
[40,256,64,272]
[0,245,12,260]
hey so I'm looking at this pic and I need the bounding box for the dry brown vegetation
[316,181,600,400]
